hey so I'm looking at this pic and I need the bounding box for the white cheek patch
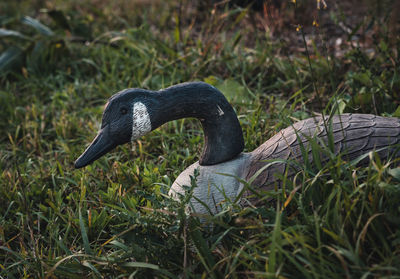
[131,102,152,141]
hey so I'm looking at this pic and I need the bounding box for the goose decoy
[75,82,400,214]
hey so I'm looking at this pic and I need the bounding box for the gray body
[74,82,400,214]
[170,153,251,215]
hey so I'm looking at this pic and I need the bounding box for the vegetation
[1,0,400,278]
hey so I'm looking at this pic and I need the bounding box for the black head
[74,88,156,168]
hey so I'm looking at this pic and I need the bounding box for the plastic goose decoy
[75,82,400,214]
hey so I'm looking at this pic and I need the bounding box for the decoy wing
[243,113,400,204]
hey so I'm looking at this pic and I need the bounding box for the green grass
[1,0,400,278]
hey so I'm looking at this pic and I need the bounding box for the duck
[75,82,400,215]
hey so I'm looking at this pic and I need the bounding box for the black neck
[150,82,244,165]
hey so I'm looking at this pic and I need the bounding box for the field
[1,0,400,278]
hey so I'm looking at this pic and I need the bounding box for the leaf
[204,75,218,86]
[0,47,23,74]
[268,202,282,275]
[79,208,92,255]
[109,240,130,251]
[393,106,400,117]
[353,71,371,86]
[0,28,30,40]
[122,262,160,269]
[215,79,250,103]
[388,168,400,181]
[234,8,248,25]
[82,261,102,277]
[173,13,180,43]
[336,98,348,114]
[21,16,54,36]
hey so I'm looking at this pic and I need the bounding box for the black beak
[74,124,117,168]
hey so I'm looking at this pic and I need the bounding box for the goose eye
[120,107,128,115]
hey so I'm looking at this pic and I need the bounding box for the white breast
[169,153,251,215]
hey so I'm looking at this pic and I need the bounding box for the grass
[1,0,400,278]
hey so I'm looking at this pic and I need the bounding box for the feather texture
[243,114,400,202]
